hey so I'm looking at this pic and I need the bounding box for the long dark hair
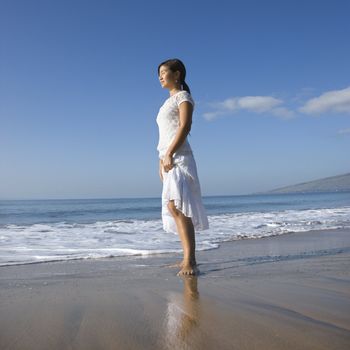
[157,58,191,94]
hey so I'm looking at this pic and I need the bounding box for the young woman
[156,58,209,276]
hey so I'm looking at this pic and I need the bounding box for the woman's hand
[163,152,174,173]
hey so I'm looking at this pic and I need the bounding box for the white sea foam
[0,206,349,266]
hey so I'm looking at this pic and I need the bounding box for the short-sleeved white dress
[156,90,209,234]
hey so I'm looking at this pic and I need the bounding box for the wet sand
[0,228,349,349]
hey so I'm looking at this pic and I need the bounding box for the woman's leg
[167,200,199,275]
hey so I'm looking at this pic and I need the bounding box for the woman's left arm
[163,101,193,172]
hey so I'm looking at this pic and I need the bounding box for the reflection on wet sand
[162,275,201,349]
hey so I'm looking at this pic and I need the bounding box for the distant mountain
[257,172,350,194]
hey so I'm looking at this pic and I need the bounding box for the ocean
[0,192,349,266]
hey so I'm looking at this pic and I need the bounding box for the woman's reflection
[163,275,201,349]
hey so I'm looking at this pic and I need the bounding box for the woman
[156,58,209,276]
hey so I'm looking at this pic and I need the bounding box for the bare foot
[176,262,200,276]
[165,258,197,269]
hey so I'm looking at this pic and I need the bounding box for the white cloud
[337,127,350,135]
[218,96,283,113]
[204,95,295,121]
[270,107,296,120]
[203,86,350,122]
[290,87,316,103]
[299,86,350,115]
[202,111,226,121]
[238,96,283,113]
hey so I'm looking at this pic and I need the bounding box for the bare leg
[167,200,199,276]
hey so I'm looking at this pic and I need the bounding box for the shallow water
[0,192,349,266]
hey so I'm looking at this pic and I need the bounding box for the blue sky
[1,0,349,199]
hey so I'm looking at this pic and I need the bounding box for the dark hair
[157,58,191,94]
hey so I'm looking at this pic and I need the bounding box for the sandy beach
[0,228,349,350]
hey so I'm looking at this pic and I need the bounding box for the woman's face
[159,65,179,89]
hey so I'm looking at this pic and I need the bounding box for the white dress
[156,90,209,234]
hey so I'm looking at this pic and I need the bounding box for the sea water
[0,192,349,266]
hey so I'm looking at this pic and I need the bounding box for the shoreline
[1,226,349,268]
[1,227,349,349]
